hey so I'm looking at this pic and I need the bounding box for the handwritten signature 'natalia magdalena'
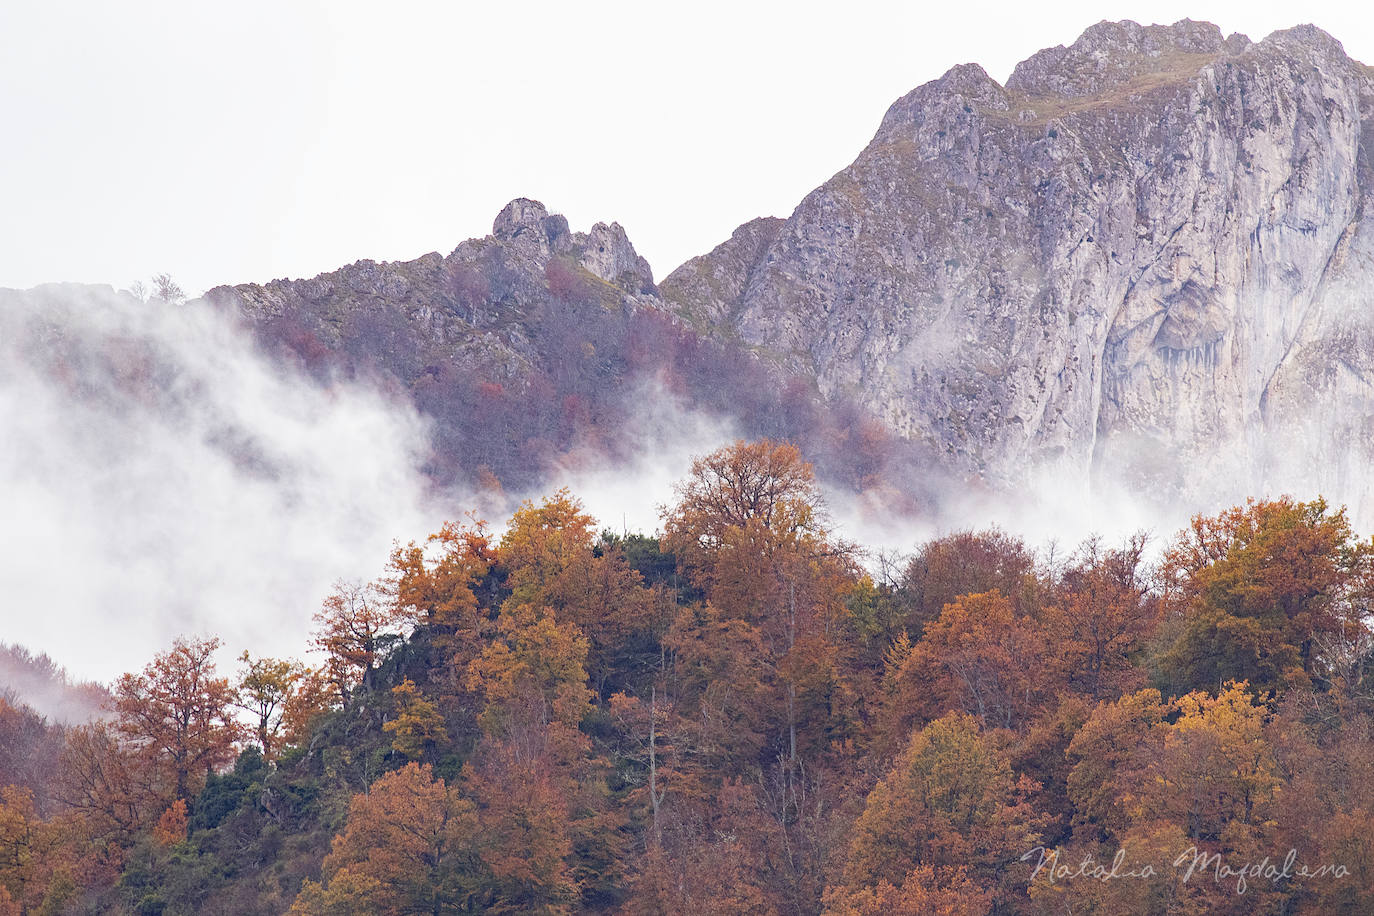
[1022,845,1350,895]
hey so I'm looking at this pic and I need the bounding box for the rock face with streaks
[659,217,784,329]
[665,19,1374,510]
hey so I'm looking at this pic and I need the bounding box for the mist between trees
[1,436,1372,914]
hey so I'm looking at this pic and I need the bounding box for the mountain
[667,19,1374,516]
[205,19,1374,521]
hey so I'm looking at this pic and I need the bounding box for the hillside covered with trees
[2,440,1372,915]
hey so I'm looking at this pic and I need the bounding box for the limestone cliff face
[659,217,784,330]
[670,20,1374,507]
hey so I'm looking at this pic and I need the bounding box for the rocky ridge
[210,198,657,383]
[205,197,924,503]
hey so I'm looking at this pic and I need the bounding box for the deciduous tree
[824,865,994,916]
[56,721,148,839]
[1065,688,1171,840]
[1150,682,1279,841]
[112,636,240,804]
[462,740,581,913]
[898,590,1046,731]
[1041,534,1155,700]
[291,762,481,915]
[500,489,596,607]
[383,679,449,761]
[465,603,593,740]
[662,439,825,573]
[662,440,858,763]
[280,663,337,749]
[902,529,1039,629]
[1157,498,1364,694]
[390,515,493,660]
[842,714,1039,905]
[495,492,662,690]
[233,652,301,760]
[313,580,406,699]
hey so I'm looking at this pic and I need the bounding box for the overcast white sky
[2,1,1372,296]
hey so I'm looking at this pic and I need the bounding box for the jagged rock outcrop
[670,19,1374,510]
[489,198,656,293]
[207,198,661,385]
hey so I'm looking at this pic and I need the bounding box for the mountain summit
[665,19,1374,511]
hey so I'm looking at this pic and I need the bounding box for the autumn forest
[3,439,1373,915]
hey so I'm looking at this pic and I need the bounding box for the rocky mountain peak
[660,216,785,327]
[579,221,655,293]
[485,198,653,294]
[492,197,546,238]
[203,19,1374,523]
[1005,19,1230,98]
[1260,23,1354,63]
[876,62,1007,140]
[492,197,570,262]
[935,62,1002,98]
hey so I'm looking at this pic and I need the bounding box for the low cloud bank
[0,284,446,684]
[3,283,1361,692]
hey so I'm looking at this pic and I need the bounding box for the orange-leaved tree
[901,528,1039,630]
[1151,681,1280,841]
[823,864,994,916]
[499,488,596,606]
[0,784,92,914]
[112,636,240,805]
[465,602,593,741]
[1040,534,1155,701]
[1064,687,1172,841]
[839,713,1039,908]
[313,579,407,700]
[57,721,150,841]
[662,439,858,763]
[290,762,481,915]
[461,597,612,911]
[892,590,1046,733]
[497,491,661,689]
[1067,682,1280,842]
[390,514,494,662]
[662,438,826,575]
[1156,497,1365,694]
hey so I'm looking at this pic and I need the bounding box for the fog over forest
[0,282,1352,686]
